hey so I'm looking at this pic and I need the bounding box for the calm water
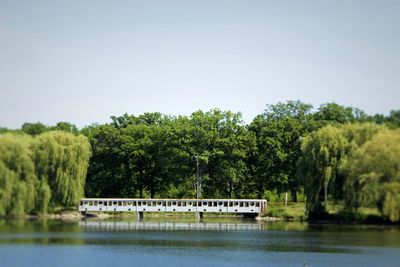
[1,218,400,267]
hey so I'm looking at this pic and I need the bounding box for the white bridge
[79,198,267,218]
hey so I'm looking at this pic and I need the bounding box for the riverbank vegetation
[1,101,399,222]
[0,131,91,216]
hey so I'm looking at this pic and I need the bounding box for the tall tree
[248,101,315,200]
[34,131,91,207]
[313,102,371,125]
[187,110,253,198]
[341,129,400,221]
[0,134,37,215]
[314,103,354,124]
[21,122,49,136]
[299,125,350,217]
[82,124,123,198]
[299,123,385,218]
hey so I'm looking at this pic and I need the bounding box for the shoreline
[1,211,398,226]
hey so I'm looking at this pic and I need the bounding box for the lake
[1,218,400,267]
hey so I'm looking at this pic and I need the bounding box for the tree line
[0,101,399,221]
[0,131,91,216]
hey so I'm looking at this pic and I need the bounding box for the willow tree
[299,125,349,217]
[34,131,91,207]
[380,182,400,222]
[341,130,400,221]
[340,123,384,148]
[0,161,14,215]
[339,123,385,209]
[0,134,37,216]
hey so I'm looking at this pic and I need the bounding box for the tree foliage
[0,131,91,215]
[1,102,399,222]
[299,125,350,217]
[299,123,386,217]
[248,101,316,199]
[0,134,37,216]
[34,131,91,206]
[341,129,400,221]
[84,110,254,199]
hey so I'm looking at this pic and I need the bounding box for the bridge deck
[79,198,267,215]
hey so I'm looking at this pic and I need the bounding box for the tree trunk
[139,187,143,198]
[291,189,297,202]
[229,183,233,198]
[150,183,155,198]
[257,181,263,199]
[324,180,328,208]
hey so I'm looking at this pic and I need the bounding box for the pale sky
[0,0,399,128]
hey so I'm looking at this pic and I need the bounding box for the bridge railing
[79,198,267,214]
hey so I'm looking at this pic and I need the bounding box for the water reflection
[1,219,400,267]
[79,220,265,231]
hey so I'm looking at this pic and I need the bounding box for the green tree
[85,113,183,199]
[21,122,49,136]
[300,122,391,219]
[248,101,315,200]
[119,122,172,198]
[386,110,400,128]
[341,129,400,221]
[335,123,384,203]
[299,125,349,217]
[83,124,124,198]
[0,134,37,216]
[34,131,91,207]
[52,122,79,134]
[111,112,176,198]
[187,110,253,198]
[313,102,369,125]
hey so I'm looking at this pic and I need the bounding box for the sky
[0,0,399,128]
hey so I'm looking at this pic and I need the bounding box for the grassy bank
[318,203,389,224]
[263,201,396,224]
[263,202,307,221]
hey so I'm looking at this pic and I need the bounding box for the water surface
[1,218,399,267]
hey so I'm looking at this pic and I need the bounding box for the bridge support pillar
[242,213,258,219]
[138,211,144,221]
[195,212,204,221]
